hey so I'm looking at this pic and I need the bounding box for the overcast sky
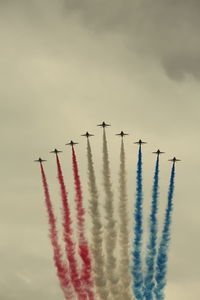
[1,1,200,299]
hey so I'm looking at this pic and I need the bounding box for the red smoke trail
[40,163,74,300]
[56,155,87,300]
[72,147,95,300]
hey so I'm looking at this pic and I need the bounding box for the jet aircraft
[65,141,79,146]
[50,149,63,154]
[116,131,129,137]
[34,158,46,163]
[97,121,111,128]
[81,132,94,138]
[134,139,147,145]
[153,149,165,156]
[168,157,181,163]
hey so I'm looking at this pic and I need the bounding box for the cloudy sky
[1,1,200,299]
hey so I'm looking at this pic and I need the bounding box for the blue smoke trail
[132,145,144,300]
[154,163,176,300]
[144,156,160,300]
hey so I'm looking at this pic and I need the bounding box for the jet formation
[34,122,180,163]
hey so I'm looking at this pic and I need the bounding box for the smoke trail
[144,156,160,300]
[56,155,87,300]
[132,145,144,300]
[40,163,74,300]
[72,147,95,300]
[118,139,133,300]
[102,128,120,300]
[87,138,109,300]
[154,163,176,300]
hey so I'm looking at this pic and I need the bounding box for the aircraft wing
[168,159,181,161]
[97,123,110,127]
[50,150,62,153]
[34,159,46,162]
[66,142,79,145]
[153,151,165,154]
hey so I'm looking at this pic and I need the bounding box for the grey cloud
[2,0,200,80]
[64,0,200,80]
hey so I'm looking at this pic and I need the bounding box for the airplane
[50,149,63,154]
[34,158,46,163]
[116,131,129,137]
[81,132,94,138]
[168,157,181,163]
[65,140,79,146]
[134,139,147,145]
[152,149,165,156]
[97,121,111,128]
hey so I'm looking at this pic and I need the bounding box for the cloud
[63,0,200,80]
[2,0,200,80]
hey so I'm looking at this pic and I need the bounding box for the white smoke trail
[118,139,133,300]
[102,129,120,300]
[87,139,110,300]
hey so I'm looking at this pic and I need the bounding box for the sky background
[1,1,200,299]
